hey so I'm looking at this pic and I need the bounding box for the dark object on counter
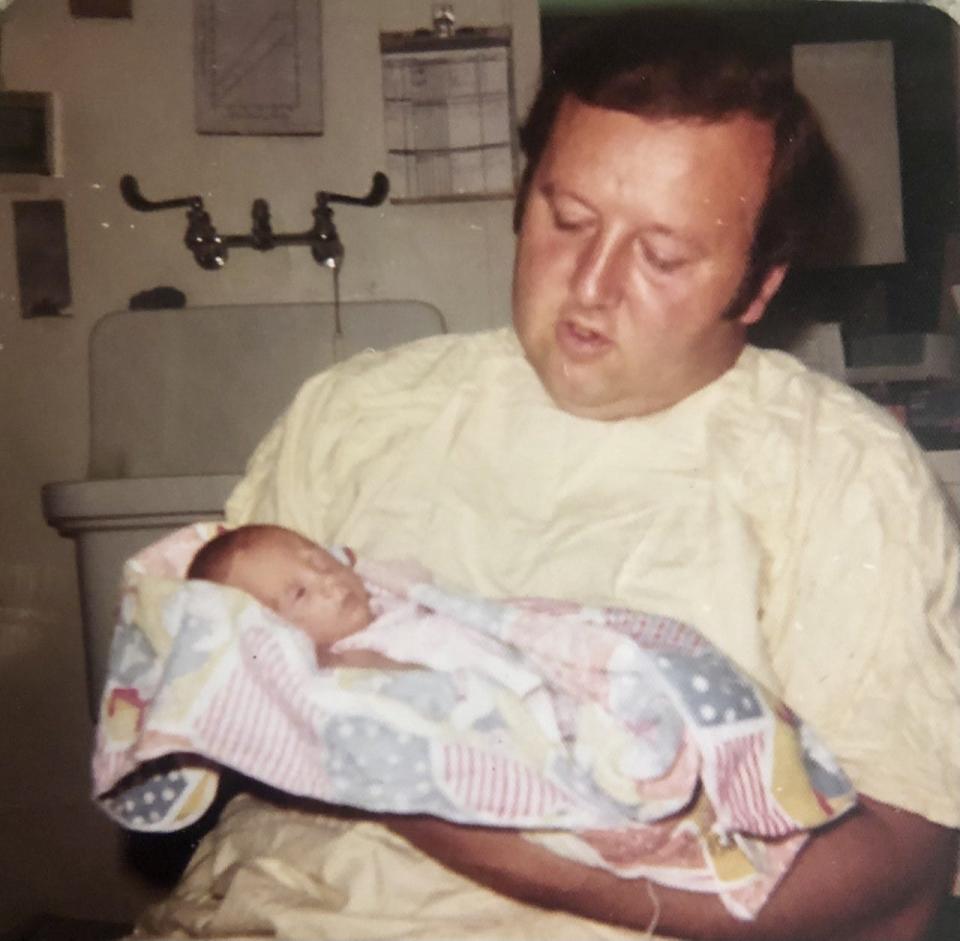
[128,286,187,311]
[855,379,960,450]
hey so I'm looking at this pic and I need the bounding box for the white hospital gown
[110,327,960,940]
[228,328,959,825]
[206,329,960,941]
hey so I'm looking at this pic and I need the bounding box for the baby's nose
[318,571,348,595]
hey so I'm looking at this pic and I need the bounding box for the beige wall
[0,0,539,929]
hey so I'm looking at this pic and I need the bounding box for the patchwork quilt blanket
[93,523,855,920]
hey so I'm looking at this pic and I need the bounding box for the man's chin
[541,371,627,422]
[522,341,629,419]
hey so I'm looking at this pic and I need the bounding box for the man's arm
[389,794,958,941]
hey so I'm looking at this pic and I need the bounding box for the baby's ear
[327,545,357,567]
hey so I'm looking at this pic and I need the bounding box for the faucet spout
[311,194,345,269]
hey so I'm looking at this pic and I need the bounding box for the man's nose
[571,233,627,309]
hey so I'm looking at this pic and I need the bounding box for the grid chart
[382,44,515,201]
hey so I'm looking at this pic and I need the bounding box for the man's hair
[515,8,842,315]
[187,524,282,583]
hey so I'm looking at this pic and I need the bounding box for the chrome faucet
[119,172,389,271]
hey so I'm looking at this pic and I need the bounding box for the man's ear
[739,264,788,326]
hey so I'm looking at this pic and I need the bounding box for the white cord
[641,880,662,940]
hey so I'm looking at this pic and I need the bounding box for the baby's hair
[187,524,286,582]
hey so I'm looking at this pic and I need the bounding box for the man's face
[512,97,784,421]
[230,530,373,645]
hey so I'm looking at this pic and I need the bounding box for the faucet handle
[319,172,389,208]
[121,174,203,212]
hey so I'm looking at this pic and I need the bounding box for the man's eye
[547,198,592,232]
[552,211,588,231]
[640,245,688,273]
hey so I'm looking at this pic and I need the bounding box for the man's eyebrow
[540,181,591,205]
[540,182,706,257]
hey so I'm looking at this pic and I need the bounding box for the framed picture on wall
[194,0,323,135]
[0,92,55,175]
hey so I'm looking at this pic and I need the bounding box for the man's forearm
[389,795,958,941]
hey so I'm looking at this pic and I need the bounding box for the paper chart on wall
[382,44,515,202]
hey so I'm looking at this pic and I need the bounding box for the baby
[187,524,391,666]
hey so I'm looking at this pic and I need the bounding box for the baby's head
[187,524,374,645]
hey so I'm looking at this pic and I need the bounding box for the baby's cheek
[306,606,343,642]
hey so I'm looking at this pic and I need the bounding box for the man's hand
[388,794,958,941]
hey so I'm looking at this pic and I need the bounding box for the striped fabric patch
[438,742,570,822]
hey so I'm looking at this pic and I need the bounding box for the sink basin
[43,300,447,716]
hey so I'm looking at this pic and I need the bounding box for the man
[222,10,959,940]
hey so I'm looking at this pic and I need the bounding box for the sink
[43,300,447,716]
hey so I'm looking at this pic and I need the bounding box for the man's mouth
[556,319,613,357]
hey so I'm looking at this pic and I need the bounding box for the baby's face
[229,530,373,645]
